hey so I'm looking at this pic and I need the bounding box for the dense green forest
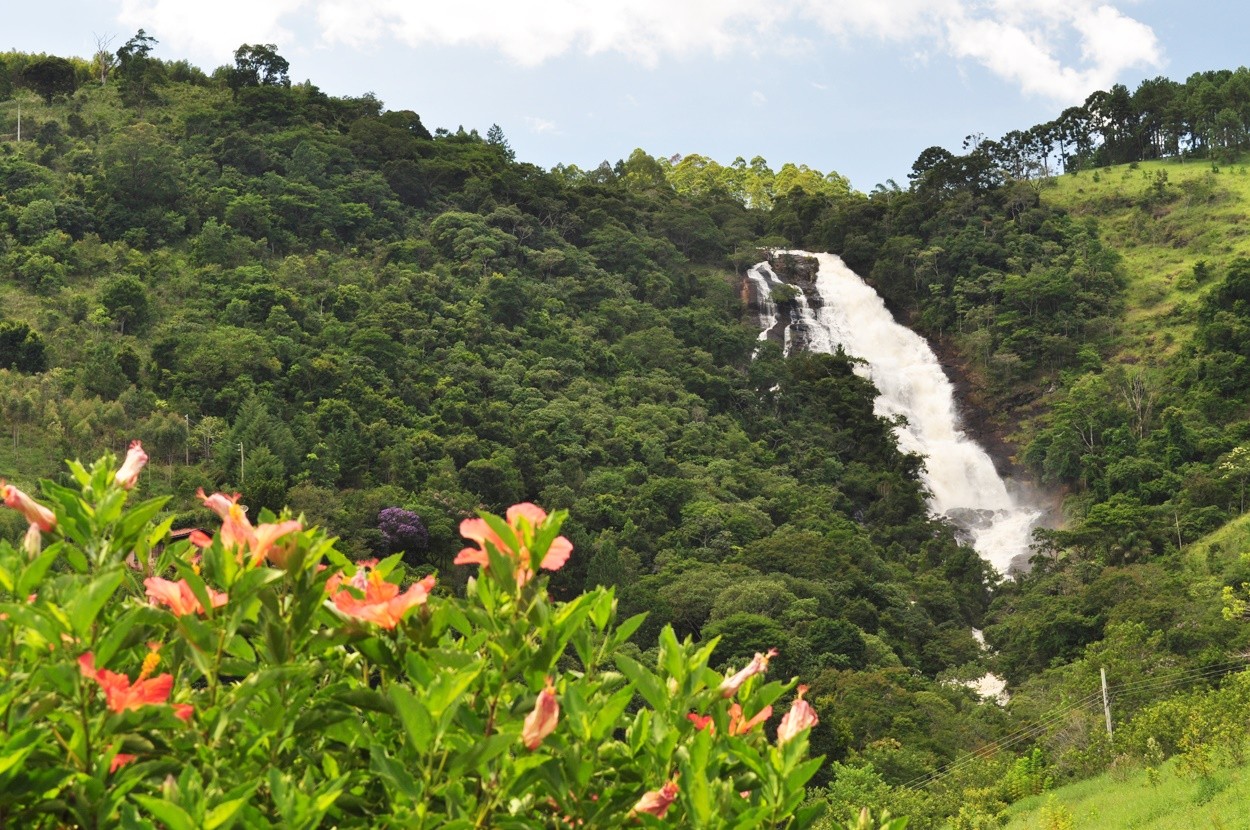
[3,35,1250,827]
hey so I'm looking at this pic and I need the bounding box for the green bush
[0,445,827,827]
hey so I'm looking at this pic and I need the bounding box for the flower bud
[522,677,560,750]
[777,685,819,744]
[114,440,148,489]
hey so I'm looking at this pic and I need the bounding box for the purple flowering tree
[378,507,429,566]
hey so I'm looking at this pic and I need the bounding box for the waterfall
[751,251,1041,574]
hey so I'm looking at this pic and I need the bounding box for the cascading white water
[751,251,1041,574]
[748,268,779,344]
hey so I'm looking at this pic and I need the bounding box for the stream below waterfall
[749,251,1048,575]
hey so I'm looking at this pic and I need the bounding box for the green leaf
[628,709,651,756]
[66,460,91,488]
[389,685,434,754]
[615,653,667,712]
[373,552,405,578]
[528,508,567,569]
[323,546,351,570]
[17,545,60,596]
[369,747,421,800]
[93,606,144,666]
[313,786,343,813]
[590,588,615,630]
[447,733,513,777]
[117,497,172,546]
[658,625,686,683]
[612,613,648,648]
[132,795,197,830]
[63,544,88,573]
[0,743,36,777]
[204,790,254,830]
[785,755,824,790]
[224,633,257,663]
[94,488,128,528]
[146,516,176,551]
[479,511,519,555]
[423,660,482,721]
[591,683,636,740]
[66,569,124,638]
[227,566,284,604]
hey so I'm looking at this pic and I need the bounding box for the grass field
[1042,156,1250,368]
[1002,755,1250,830]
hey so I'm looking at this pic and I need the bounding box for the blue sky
[7,1,1249,191]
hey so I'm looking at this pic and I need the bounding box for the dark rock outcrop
[768,252,821,309]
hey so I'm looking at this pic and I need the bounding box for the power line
[902,691,1104,790]
[902,656,1250,791]
[1107,657,1248,695]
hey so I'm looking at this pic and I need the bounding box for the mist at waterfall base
[750,251,1046,576]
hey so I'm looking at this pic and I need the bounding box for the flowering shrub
[0,446,825,828]
[378,506,430,557]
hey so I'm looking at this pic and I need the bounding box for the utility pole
[184,415,190,465]
[239,441,245,484]
[16,101,20,142]
[1100,667,1113,741]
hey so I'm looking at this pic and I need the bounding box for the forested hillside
[0,37,1010,823]
[4,35,1250,828]
[765,70,1250,825]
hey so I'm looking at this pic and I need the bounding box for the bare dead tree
[1119,370,1156,441]
[92,33,117,85]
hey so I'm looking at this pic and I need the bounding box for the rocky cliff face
[740,252,825,352]
[768,252,821,308]
[740,262,788,348]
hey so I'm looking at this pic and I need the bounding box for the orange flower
[79,652,174,713]
[728,702,772,736]
[522,677,560,750]
[686,713,713,731]
[325,559,379,596]
[173,703,194,722]
[251,519,303,567]
[197,489,255,552]
[1,481,55,532]
[197,489,303,567]
[777,685,819,744]
[454,502,572,585]
[331,572,435,629]
[110,753,137,773]
[506,503,573,572]
[144,577,228,616]
[720,649,778,698]
[633,778,679,818]
[114,440,148,489]
[453,519,505,568]
[188,530,213,548]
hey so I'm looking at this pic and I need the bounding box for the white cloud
[110,0,1164,103]
[525,116,557,134]
[751,90,767,106]
[312,0,784,66]
[945,1,1161,100]
[798,0,961,41]
[117,0,307,63]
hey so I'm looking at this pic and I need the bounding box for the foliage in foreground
[0,446,824,828]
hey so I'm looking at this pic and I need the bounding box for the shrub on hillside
[0,444,825,827]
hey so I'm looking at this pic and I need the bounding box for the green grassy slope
[1003,755,1250,830]
[1042,157,1250,367]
